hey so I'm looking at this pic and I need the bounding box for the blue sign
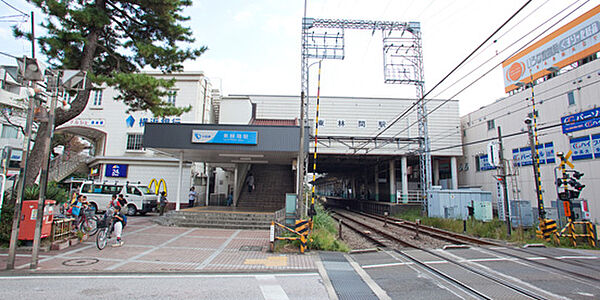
[191,130,258,145]
[593,134,600,159]
[478,154,496,171]
[125,115,181,128]
[105,164,128,177]
[561,107,600,133]
[570,136,593,160]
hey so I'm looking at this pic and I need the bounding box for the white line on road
[104,227,196,270]
[256,275,290,300]
[196,230,240,270]
[0,272,320,280]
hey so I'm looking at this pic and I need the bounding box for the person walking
[188,187,198,208]
[246,172,255,193]
[111,205,126,247]
[159,191,168,216]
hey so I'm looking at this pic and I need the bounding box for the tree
[14,0,206,185]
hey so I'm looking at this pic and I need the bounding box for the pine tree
[13,0,206,185]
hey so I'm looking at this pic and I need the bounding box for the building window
[92,90,103,107]
[167,90,177,105]
[337,119,345,127]
[126,134,144,151]
[463,129,466,137]
[487,119,495,131]
[378,120,386,129]
[475,156,481,172]
[358,120,366,128]
[1,125,19,139]
[567,91,575,106]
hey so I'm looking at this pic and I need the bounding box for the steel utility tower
[299,18,432,205]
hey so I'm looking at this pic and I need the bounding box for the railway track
[340,208,600,283]
[332,210,548,299]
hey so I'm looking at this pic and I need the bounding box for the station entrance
[143,122,304,217]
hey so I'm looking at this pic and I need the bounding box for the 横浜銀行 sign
[191,130,258,145]
[561,107,600,133]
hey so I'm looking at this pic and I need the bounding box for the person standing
[111,205,126,247]
[246,172,255,193]
[188,187,198,208]
[159,191,168,216]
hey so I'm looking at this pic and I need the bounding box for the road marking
[196,230,240,270]
[104,227,196,271]
[439,249,569,300]
[256,275,290,300]
[245,256,287,267]
[346,254,392,300]
[0,272,320,280]
[556,255,599,260]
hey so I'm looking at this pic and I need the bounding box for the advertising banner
[561,107,600,133]
[545,142,556,163]
[105,164,128,178]
[570,136,593,160]
[502,5,600,92]
[191,130,258,145]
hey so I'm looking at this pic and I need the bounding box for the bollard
[384,211,389,227]
[270,221,275,252]
[338,219,343,240]
[463,220,467,233]
[414,219,420,239]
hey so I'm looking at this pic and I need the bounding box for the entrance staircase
[48,153,89,182]
[236,164,295,211]
[154,209,280,230]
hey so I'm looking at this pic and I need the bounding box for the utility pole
[297,91,305,209]
[6,84,36,270]
[526,119,546,219]
[497,126,511,235]
[30,72,59,269]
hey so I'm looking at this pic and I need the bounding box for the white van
[79,181,158,216]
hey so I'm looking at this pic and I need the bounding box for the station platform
[0,216,315,273]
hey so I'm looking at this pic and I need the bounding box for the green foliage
[13,0,205,118]
[0,203,15,246]
[24,181,69,203]
[308,204,349,252]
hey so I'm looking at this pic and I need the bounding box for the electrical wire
[369,0,534,144]
[0,0,28,17]
[370,0,592,152]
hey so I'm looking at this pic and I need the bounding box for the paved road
[0,272,327,300]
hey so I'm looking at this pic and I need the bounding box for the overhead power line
[0,0,28,17]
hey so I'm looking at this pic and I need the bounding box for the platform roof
[143,123,304,165]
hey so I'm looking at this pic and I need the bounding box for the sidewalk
[0,216,317,273]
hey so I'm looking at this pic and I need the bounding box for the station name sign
[191,130,258,145]
[561,107,600,133]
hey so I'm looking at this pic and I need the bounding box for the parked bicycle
[76,207,98,236]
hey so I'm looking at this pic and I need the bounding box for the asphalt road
[0,272,328,300]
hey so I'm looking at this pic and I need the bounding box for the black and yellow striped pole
[308,61,322,230]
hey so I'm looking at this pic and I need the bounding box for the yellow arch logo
[148,178,167,196]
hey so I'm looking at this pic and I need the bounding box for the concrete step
[176,222,271,230]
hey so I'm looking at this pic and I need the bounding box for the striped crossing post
[295,219,309,253]
[308,61,323,229]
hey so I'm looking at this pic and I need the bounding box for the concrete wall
[225,94,462,157]
[460,57,600,223]
[219,97,252,124]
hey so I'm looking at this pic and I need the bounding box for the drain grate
[240,245,263,251]
[62,258,99,266]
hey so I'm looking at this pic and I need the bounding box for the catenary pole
[497,126,511,235]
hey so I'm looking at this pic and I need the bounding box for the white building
[459,57,600,224]
[0,66,28,173]
[57,71,216,205]
[220,94,462,201]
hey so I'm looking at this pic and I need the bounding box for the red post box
[18,200,56,240]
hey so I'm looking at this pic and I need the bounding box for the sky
[0,0,598,115]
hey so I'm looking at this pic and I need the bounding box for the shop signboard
[502,5,600,92]
[561,107,600,133]
[191,130,258,145]
[105,164,128,178]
